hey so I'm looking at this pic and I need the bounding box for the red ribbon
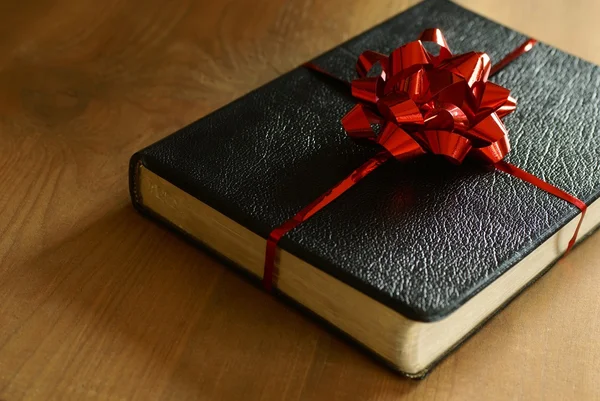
[263,29,586,292]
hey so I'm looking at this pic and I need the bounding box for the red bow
[342,28,516,165]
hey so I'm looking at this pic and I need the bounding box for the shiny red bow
[341,28,515,165]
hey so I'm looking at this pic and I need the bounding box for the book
[129,0,600,377]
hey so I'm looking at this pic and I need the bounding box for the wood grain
[0,0,599,400]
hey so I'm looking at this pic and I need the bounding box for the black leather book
[129,0,600,377]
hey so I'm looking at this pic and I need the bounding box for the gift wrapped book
[129,0,600,377]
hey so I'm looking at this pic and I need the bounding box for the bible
[129,0,600,377]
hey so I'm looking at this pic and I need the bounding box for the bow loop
[422,130,472,164]
[440,52,491,87]
[417,28,452,64]
[356,50,388,78]
[351,77,381,104]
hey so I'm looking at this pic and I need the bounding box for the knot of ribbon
[262,29,586,292]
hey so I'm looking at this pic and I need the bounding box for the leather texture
[130,0,600,322]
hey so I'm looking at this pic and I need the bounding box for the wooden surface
[1,0,599,399]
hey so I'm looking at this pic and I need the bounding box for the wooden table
[1,1,599,399]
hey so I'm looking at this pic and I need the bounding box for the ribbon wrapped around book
[263,29,587,291]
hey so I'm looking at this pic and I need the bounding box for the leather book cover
[130,0,600,326]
